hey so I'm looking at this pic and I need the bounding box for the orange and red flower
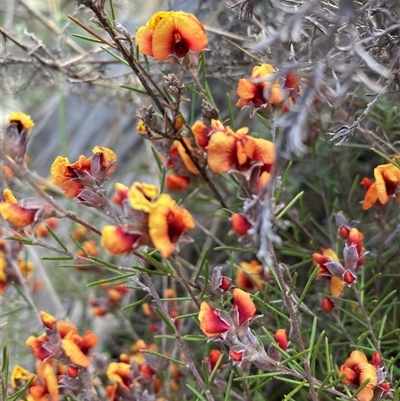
[235,260,269,291]
[4,112,35,160]
[26,311,98,368]
[101,225,144,255]
[136,11,208,61]
[231,213,253,236]
[206,120,275,174]
[236,65,300,115]
[206,349,224,372]
[148,193,195,257]
[361,156,400,210]
[0,189,58,229]
[274,329,289,351]
[51,146,116,198]
[339,350,378,401]
[312,248,346,298]
[198,302,230,338]
[165,139,200,191]
[103,182,195,258]
[237,64,284,109]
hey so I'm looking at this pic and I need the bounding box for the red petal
[232,288,256,325]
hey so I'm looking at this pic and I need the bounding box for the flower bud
[4,112,34,161]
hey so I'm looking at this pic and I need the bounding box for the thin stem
[266,241,319,401]
[5,254,42,326]
[352,285,380,352]
[0,152,102,236]
[140,272,215,401]
[170,256,200,309]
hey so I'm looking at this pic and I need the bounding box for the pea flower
[166,139,200,191]
[235,260,272,291]
[136,11,208,61]
[206,120,275,175]
[206,349,224,372]
[199,289,278,370]
[102,182,195,258]
[4,111,34,160]
[339,350,378,401]
[361,156,400,210]
[236,65,300,116]
[0,189,61,230]
[51,146,116,199]
[26,311,98,368]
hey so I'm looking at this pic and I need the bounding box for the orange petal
[107,362,132,391]
[112,183,129,205]
[232,288,256,325]
[344,350,369,369]
[199,302,229,337]
[340,365,358,385]
[101,225,143,255]
[362,182,378,210]
[330,276,345,298]
[166,174,190,191]
[57,320,78,338]
[358,362,378,388]
[40,311,56,330]
[207,349,223,371]
[80,330,98,351]
[265,79,285,104]
[135,25,154,56]
[0,202,36,228]
[62,339,90,367]
[257,171,272,193]
[236,139,249,166]
[231,213,252,236]
[274,329,289,350]
[192,120,211,150]
[251,137,275,166]
[236,78,258,102]
[207,132,236,173]
[175,139,199,174]
[251,64,276,79]
[36,362,59,401]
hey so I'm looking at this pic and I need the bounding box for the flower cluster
[192,119,275,180]
[235,259,273,291]
[102,182,195,258]
[136,11,208,62]
[313,220,366,312]
[165,138,200,191]
[105,338,183,400]
[11,311,98,400]
[199,287,283,370]
[361,155,400,210]
[339,350,392,401]
[236,64,301,116]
